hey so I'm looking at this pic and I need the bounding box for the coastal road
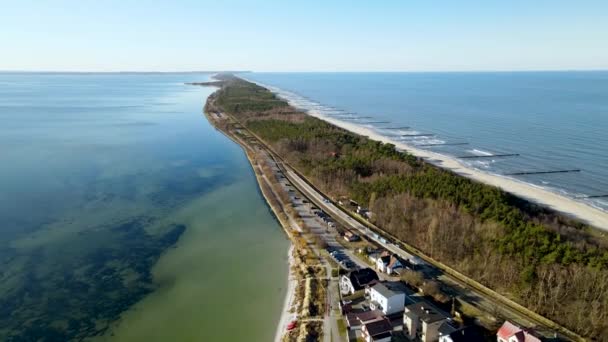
[280,168,569,340]
[221,110,576,341]
[265,155,345,342]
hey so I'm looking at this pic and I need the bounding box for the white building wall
[385,292,405,314]
[404,314,418,340]
[340,275,354,295]
[422,319,447,342]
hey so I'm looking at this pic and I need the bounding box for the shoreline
[244,78,608,232]
[273,245,296,342]
[202,102,301,342]
[317,116,608,231]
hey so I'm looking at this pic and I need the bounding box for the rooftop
[440,324,485,342]
[348,268,379,291]
[345,309,383,327]
[363,317,393,337]
[497,321,541,342]
[370,282,402,299]
[404,302,450,324]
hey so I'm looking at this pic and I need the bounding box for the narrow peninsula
[197,74,608,342]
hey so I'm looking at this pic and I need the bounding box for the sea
[245,72,608,213]
[0,72,288,341]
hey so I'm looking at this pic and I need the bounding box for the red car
[287,320,297,331]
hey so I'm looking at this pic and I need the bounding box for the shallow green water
[0,73,288,341]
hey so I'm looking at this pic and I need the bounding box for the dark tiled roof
[371,331,392,341]
[442,326,485,342]
[405,302,450,323]
[349,268,379,291]
[364,318,392,337]
[379,255,391,265]
[345,309,383,327]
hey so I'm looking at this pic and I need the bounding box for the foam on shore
[243,77,608,232]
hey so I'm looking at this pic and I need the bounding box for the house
[361,317,393,342]
[496,321,541,342]
[368,250,388,264]
[340,268,379,295]
[344,230,360,242]
[376,255,391,273]
[438,322,485,342]
[345,309,384,329]
[403,302,451,342]
[387,255,404,274]
[367,282,406,315]
[377,254,404,274]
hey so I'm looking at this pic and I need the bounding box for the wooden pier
[504,169,580,176]
[458,153,519,159]
[383,126,411,130]
[418,142,469,147]
[580,194,608,199]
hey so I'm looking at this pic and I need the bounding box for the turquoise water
[0,73,288,341]
[246,72,608,212]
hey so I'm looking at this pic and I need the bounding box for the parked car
[287,321,297,331]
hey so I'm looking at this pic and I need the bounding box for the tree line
[212,76,608,340]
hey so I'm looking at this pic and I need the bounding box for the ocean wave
[468,148,493,156]
[243,76,608,215]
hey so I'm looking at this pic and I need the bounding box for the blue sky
[1,0,607,71]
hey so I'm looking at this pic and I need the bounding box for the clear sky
[1,0,607,72]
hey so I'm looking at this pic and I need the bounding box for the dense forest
[210,75,608,340]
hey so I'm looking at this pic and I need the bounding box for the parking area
[266,156,360,272]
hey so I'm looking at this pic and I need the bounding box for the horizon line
[1,69,607,74]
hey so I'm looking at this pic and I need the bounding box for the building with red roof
[496,321,542,342]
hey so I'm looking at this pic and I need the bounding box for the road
[264,155,345,342]
[221,110,579,341]
[280,167,568,340]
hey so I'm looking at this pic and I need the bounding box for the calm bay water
[0,73,288,341]
[246,72,608,212]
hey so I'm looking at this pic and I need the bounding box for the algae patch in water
[0,217,185,341]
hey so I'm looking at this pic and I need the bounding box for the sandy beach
[241,76,608,232]
[310,113,608,232]
[274,245,297,342]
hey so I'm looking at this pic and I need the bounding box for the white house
[403,302,451,342]
[376,255,391,273]
[340,268,379,295]
[377,254,404,274]
[361,317,392,342]
[368,282,406,315]
[368,251,383,264]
